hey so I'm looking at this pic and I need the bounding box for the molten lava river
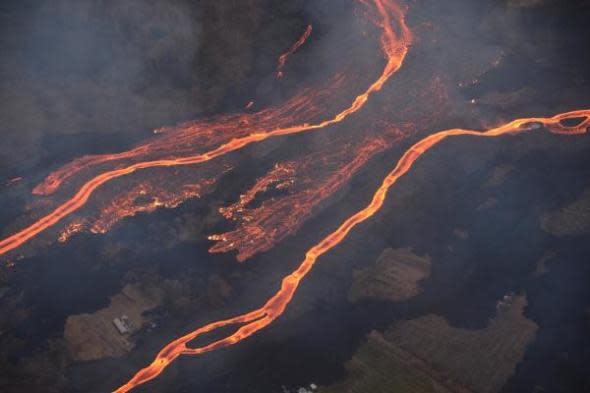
[0,0,589,391]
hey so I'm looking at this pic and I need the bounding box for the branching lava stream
[114,110,590,392]
[1,0,588,391]
[0,0,411,259]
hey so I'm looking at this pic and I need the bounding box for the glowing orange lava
[113,110,590,392]
[208,136,393,261]
[2,0,588,390]
[0,0,412,259]
[276,24,313,79]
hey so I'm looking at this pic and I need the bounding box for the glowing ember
[88,176,220,235]
[57,220,86,243]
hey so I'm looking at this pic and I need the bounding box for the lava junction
[0,0,412,259]
[113,110,590,392]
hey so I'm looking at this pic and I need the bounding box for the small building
[113,315,133,335]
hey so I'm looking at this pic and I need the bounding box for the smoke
[0,0,202,175]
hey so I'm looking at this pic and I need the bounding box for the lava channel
[0,0,412,259]
[113,110,590,392]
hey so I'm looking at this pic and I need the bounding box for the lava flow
[208,135,394,261]
[0,0,411,259]
[276,24,313,79]
[113,110,590,392]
